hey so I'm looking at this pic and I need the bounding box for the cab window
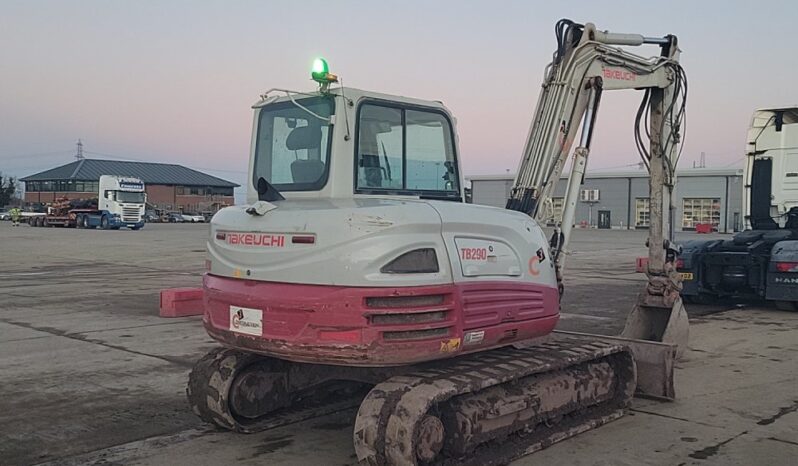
[356,103,459,197]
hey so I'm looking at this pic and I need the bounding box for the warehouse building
[469,168,744,233]
[22,159,239,213]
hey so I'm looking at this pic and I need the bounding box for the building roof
[467,167,743,182]
[21,159,239,187]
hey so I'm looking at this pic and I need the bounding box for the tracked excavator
[187,19,689,465]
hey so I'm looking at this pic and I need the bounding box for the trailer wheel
[75,215,83,229]
[774,301,798,312]
[100,215,109,229]
[82,216,90,229]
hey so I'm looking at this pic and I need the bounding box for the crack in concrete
[0,318,194,368]
[630,408,722,428]
[766,436,798,447]
[688,431,748,460]
[757,400,798,426]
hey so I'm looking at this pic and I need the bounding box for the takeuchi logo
[226,232,285,247]
[603,68,636,81]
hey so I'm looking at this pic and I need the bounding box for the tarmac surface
[0,222,795,465]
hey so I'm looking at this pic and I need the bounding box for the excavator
[187,19,689,465]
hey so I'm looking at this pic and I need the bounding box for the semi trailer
[28,175,146,230]
[678,107,798,309]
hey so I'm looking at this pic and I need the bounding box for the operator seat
[285,124,325,184]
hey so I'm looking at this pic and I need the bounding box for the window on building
[210,187,234,196]
[356,103,459,197]
[635,198,650,228]
[682,198,721,229]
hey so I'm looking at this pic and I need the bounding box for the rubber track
[353,337,636,465]
[186,347,365,433]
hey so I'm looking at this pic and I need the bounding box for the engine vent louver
[383,327,449,341]
[365,294,445,309]
[371,311,446,325]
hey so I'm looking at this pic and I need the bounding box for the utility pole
[75,139,84,160]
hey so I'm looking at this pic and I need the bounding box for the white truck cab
[99,175,146,228]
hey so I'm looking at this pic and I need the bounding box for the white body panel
[209,199,555,289]
[744,108,798,228]
[98,175,146,224]
[209,88,556,291]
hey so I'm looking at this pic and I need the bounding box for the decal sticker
[528,256,540,276]
[225,232,285,247]
[439,338,461,353]
[603,68,636,81]
[460,247,488,261]
[536,247,546,262]
[229,306,263,336]
[464,331,485,346]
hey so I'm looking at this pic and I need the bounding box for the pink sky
[2,0,797,195]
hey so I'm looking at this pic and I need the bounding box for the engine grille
[122,207,140,222]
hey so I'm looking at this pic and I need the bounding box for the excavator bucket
[622,294,689,359]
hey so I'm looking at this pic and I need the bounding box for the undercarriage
[188,335,637,465]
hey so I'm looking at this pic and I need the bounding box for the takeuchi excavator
[187,19,689,465]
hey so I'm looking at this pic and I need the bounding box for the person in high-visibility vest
[9,207,22,227]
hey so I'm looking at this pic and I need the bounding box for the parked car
[182,213,205,223]
[143,210,160,223]
[0,209,10,221]
[166,213,185,223]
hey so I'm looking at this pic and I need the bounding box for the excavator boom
[507,20,689,353]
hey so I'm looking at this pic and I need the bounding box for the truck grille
[122,208,140,222]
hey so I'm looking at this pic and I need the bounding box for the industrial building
[469,168,743,233]
[22,159,239,213]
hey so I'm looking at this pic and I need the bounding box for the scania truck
[29,175,146,230]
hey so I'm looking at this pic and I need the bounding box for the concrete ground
[0,222,795,465]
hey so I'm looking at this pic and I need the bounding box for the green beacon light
[311,57,338,87]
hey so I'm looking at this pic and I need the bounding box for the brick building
[22,159,239,213]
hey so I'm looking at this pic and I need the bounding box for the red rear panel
[203,274,559,367]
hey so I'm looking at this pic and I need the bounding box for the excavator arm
[508,19,689,354]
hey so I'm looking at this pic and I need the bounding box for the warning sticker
[229,306,263,336]
[463,330,485,345]
[439,338,461,353]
